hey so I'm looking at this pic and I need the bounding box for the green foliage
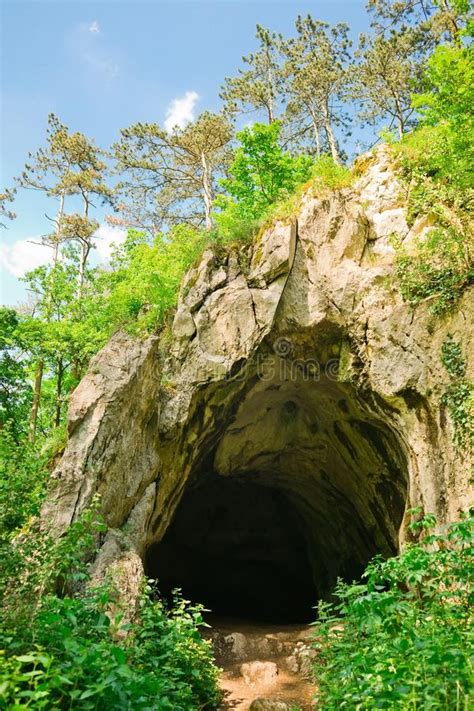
[394,225,473,313]
[87,225,208,334]
[214,122,313,241]
[310,155,353,192]
[313,511,473,709]
[409,42,474,190]
[0,308,32,438]
[220,121,313,215]
[0,428,57,542]
[441,336,473,450]
[0,501,220,710]
[392,40,474,313]
[0,587,219,710]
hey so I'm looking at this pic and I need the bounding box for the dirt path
[205,616,317,710]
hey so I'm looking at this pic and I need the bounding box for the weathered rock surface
[42,146,473,609]
[249,699,290,710]
[241,661,278,687]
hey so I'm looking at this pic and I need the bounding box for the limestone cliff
[41,147,473,613]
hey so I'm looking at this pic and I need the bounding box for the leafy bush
[0,586,219,710]
[214,121,313,242]
[394,224,473,313]
[313,511,473,710]
[0,426,66,543]
[84,225,209,335]
[0,503,220,710]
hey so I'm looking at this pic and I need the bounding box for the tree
[54,137,111,294]
[354,0,472,138]
[410,41,474,186]
[0,309,31,440]
[84,226,208,334]
[0,188,16,228]
[15,116,110,439]
[350,31,423,138]
[17,114,110,284]
[113,112,232,232]
[281,16,351,163]
[215,122,313,233]
[367,0,471,45]
[17,114,71,266]
[220,25,283,124]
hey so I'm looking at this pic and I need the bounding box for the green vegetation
[214,121,313,241]
[1,0,473,708]
[313,511,473,709]
[0,501,219,710]
[441,336,474,450]
[392,39,474,313]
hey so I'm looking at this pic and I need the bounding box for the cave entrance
[146,476,316,623]
[146,371,409,624]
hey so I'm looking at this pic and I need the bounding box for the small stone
[284,654,299,673]
[249,699,289,711]
[224,632,247,660]
[241,661,278,686]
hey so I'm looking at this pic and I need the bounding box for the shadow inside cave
[146,374,409,624]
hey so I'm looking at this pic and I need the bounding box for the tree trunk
[78,241,91,294]
[78,192,91,295]
[54,357,64,428]
[439,0,461,43]
[53,192,65,267]
[323,103,340,164]
[309,109,322,158]
[395,97,405,139]
[267,103,275,125]
[266,45,275,125]
[28,358,44,443]
[201,152,213,230]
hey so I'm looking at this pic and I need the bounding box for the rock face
[42,147,473,615]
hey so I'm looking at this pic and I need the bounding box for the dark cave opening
[146,477,317,623]
[145,375,409,625]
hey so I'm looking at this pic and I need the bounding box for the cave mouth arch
[146,372,409,624]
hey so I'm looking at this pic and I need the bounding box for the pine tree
[0,188,16,228]
[113,112,232,232]
[367,0,470,45]
[281,16,351,163]
[16,115,110,439]
[220,25,283,124]
[350,30,423,138]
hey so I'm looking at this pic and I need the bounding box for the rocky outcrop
[42,147,473,613]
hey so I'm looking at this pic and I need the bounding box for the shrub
[313,511,473,709]
[213,121,313,243]
[0,502,220,710]
[393,224,473,314]
[391,40,474,314]
[0,585,220,710]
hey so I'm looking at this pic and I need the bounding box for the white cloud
[0,225,126,281]
[93,223,127,262]
[164,91,199,133]
[89,20,100,34]
[0,238,51,278]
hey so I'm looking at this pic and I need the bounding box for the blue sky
[1,0,369,305]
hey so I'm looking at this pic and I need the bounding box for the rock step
[209,628,315,673]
